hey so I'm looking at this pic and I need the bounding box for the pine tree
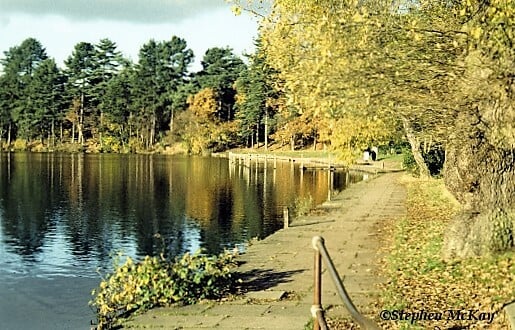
[132,37,193,148]
[235,42,279,149]
[27,58,65,145]
[64,42,97,145]
[0,38,48,141]
[101,63,134,145]
[91,38,125,142]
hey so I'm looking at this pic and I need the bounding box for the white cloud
[0,0,228,24]
[0,15,10,28]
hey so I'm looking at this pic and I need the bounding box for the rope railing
[312,236,380,330]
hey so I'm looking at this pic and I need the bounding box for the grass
[229,146,405,166]
[378,177,515,329]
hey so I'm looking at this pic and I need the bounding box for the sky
[0,0,260,72]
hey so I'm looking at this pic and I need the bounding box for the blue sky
[0,0,259,72]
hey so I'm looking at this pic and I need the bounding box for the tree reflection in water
[0,153,363,266]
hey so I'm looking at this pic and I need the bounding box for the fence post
[312,236,324,330]
[312,236,380,330]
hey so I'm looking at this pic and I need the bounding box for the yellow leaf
[471,27,482,39]
[352,12,364,22]
[231,5,242,16]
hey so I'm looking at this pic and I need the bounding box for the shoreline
[214,150,404,174]
[124,171,408,329]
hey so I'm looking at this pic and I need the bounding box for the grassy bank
[379,177,515,329]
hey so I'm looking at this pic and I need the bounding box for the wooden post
[313,239,323,330]
[283,207,290,228]
[327,170,332,201]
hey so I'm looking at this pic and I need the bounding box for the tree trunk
[264,113,269,151]
[256,122,260,148]
[120,126,125,151]
[79,92,85,146]
[170,106,174,133]
[51,119,55,149]
[442,110,515,259]
[402,117,430,178]
[99,112,104,151]
[71,121,76,144]
[150,114,156,148]
[7,122,12,146]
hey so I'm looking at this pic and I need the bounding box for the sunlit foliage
[90,250,237,329]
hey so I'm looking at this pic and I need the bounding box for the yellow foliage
[187,88,219,121]
[380,179,515,329]
[259,0,398,157]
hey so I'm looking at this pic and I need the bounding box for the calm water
[0,152,363,329]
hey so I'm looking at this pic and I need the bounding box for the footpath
[124,169,407,329]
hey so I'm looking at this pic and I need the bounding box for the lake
[0,152,363,329]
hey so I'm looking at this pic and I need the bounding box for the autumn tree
[180,88,239,154]
[180,88,219,154]
[260,1,400,157]
[442,0,515,258]
[237,0,515,257]
[196,47,246,121]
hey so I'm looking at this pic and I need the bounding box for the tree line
[0,36,279,153]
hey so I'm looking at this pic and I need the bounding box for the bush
[402,147,418,173]
[402,145,445,177]
[13,139,28,151]
[101,135,121,153]
[423,145,445,176]
[292,194,314,217]
[128,137,143,153]
[90,250,238,329]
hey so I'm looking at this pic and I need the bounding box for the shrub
[402,145,445,177]
[90,250,237,329]
[402,147,418,173]
[292,194,314,217]
[127,137,143,153]
[423,145,445,176]
[101,135,121,153]
[13,139,28,151]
